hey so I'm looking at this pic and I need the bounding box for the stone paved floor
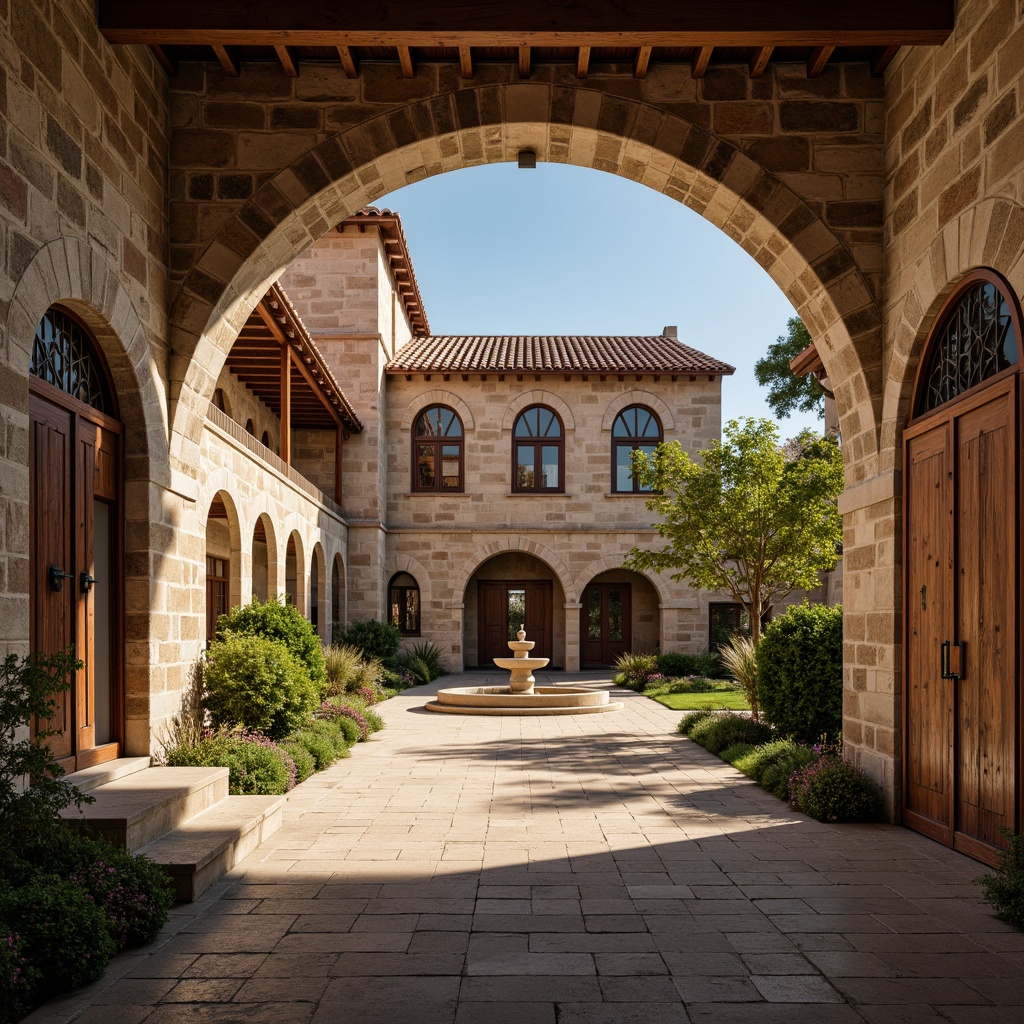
[31,673,1024,1024]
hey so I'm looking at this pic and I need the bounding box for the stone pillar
[564,603,581,672]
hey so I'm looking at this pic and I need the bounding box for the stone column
[564,602,581,672]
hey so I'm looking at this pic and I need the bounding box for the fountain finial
[517,626,526,641]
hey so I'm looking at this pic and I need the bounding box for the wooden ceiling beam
[337,44,358,77]
[149,44,177,74]
[576,45,591,78]
[459,45,473,79]
[807,44,835,77]
[633,45,652,79]
[691,45,713,78]
[518,45,531,77]
[871,44,900,76]
[275,44,298,76]
[212,44,239,77]
[749,45,773,78]
[98,2,956,47]
[397,44,415,78]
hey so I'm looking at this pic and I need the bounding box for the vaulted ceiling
[99,1,954,81]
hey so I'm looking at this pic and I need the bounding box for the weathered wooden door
[904,377,1017,865]
[580,583,632,667]
[478,580,552,666]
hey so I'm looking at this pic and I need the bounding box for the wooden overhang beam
[98,2,955,47]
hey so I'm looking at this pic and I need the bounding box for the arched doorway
[310,543,326,639]
[579,569,659,668]
[464,552,566,669]
[204,490,241,641]
[29,306,123,772]
[251,513,274,602]
[331,553,345,642]
[285,531,305,612]
[903,269,1023,866]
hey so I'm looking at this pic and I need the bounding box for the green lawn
[649,689,751,711]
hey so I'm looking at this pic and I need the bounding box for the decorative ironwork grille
[918,280,1019,414]
[30,308,112,414]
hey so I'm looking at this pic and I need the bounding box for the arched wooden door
[29,307,123,773]
[903,271,1022,866]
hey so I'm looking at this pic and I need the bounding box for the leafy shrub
[613,652,662,692]
[657,651,724,679]
[337,619,401,661]
[381,667,417,690]
[677,708,718,735]
[278,739,316,784]
[687,713,773,755]
[303,719,352,757]
[288,729,339,771]
[408,641,445,680]
[668,677,716,693]
[977,828,1024,930]
[719,635,761,721]
[720,743,755,764]
[407,655,436,686]
[0,926,37,1024]
[317,701,369,740]
[63,838,175,948]
[757,602,842,743]
[788,753,883,823]
[760,745,816,798]
[0,876,116,993]
[362,707,384,734]
[355,686,378,705]
[204,634,319,740]
[166,734,292,795]
[215,597,326,693]
[732,739,809,783]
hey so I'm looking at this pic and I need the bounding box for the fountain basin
[425,685,623,716]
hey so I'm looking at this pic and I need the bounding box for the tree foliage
[754,317,829,421]
[624,418,843,642]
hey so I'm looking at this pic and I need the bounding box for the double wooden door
[30,384,121,773]
[581,582,631,667]
[478,580,552,666]
[904,376,1018,865]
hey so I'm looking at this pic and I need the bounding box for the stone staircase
[60,758,284,902]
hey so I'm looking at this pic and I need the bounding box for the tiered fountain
[424,627,622,715]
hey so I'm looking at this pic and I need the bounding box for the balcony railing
[207,404,343,517]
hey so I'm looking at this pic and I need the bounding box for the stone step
[60,766,230,851]
[63,756,153,794]
[138,795,286,902]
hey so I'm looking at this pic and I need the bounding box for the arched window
[413,405,463,492]
[389,572,420,635]
[245,418,256,436]
[916,271,1020,415]
[261,430,271,451]
[513,405,564,493]
[31,307,114,414]
[611,405,662,492]
[212,388,229,415]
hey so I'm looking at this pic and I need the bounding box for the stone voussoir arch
[882,196,1024,452]
[399,390,476,433]
[453,537,576,605]
[6,236,168,473]
[574,553,673,608]
[384,552,434,612]
[600,390,677,434]
[500,389,576,433]
[167,84,884,481]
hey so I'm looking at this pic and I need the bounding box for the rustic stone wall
[836,0,1024,812]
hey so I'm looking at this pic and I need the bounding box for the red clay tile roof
[387,335,735,375]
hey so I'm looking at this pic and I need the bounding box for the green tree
[754,317,831,420]
[624,418,844,643]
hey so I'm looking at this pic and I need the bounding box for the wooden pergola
[99,1,953,80]
[225,283,361,504]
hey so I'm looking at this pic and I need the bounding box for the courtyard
[31,676,1023,1024]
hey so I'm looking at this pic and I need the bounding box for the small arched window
[261,430,272,452]
[916,271,1021,416]
[513,405,564,493]
[245,418,256,436]
[212,388,229,416]
[612,405,662,492]
[389,572,420,635]
[30,307,113,415]
[413,405,463,492]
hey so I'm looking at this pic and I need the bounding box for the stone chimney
[663,325,678,338]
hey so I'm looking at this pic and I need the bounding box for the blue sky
[378,162,822,440]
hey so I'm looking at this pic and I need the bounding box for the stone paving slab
[28,672,1024,1023]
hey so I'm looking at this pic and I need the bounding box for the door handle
[48,565,74,592]
[80,572,99,593]
[940,639,963,681]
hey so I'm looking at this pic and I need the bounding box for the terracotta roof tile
[386,335,735,375]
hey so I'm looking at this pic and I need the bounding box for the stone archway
[165,84,883,487]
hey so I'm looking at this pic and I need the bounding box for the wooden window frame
[388,572,421,636]
[611,405,663,493]
[412,404,465,493]
[512,405,565,494]
[206,555,229,641]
